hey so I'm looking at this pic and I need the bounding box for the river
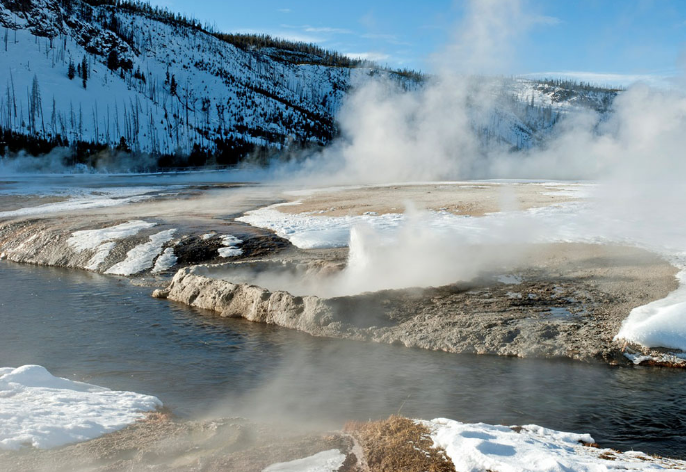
[0,260,684,458]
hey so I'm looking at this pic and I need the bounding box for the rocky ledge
[158,243,683,365]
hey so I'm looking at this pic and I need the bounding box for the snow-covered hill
[0,0,620,168]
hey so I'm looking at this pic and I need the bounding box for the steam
[218,0,686,301]
[0,147,160,175]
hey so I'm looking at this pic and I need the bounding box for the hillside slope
[0,0,620,168]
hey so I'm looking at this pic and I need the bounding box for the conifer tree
[81,56,88,89]
[107,49,119,71]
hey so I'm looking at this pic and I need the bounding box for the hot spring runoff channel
[0,261,684,458]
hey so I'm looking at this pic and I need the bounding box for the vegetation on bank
[345,416,455,472]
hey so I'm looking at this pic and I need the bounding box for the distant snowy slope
[0,0,619,165]
[0,0,368,161]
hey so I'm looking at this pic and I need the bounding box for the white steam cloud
[250,0,686,350]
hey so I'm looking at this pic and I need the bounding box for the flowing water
[0,261,685,458]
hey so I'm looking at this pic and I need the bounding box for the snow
[218,234,243,258]
[221,235,243,246]
[0,187,157,219]
[237,204,403,249]
[105,229,176,276]
[623,350,686,367]
[0,11,358,156]
[85,241,116,271]
[262,449,347,472]
[151,247,177,273]
[68,220,156,252]
[426,418,686,472]
[615,270,686,351]
[69,220,157,271]
[0,365,161,450]
[218,247,243,257]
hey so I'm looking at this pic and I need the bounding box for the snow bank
[105,229,176,276]
[0,365,161,450]
[262,449,346,472]
[615,269,686,351]
[426,418,686,472]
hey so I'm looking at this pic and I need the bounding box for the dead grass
[344,415,455,472]
[143,406,175,423]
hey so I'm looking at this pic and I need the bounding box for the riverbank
[159,242,678,364]
[0,179,683,366]
[3,412,685,471]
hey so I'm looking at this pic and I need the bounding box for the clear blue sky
[148,0,686,83]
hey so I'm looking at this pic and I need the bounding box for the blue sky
[148,0,686,84]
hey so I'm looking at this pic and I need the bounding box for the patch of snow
[0,365,161,450]
[85,241,116,271]
[615,270,686,351]
[262,449,346,472]
[201,233,216,240]
[221,235,243,246]
[237,204,403,249]
[623,350,686,367]
[217,234,243,258]
[68,220,157,252]
[218,247,243,258]
[151,247,177,273]
[425,418,686,472]
[0,187,157,218]
[105,229,176,276]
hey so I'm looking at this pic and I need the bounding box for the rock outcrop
[162,247,679,364]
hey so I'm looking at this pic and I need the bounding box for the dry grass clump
[143,406,175,423]
[344,415,455,472]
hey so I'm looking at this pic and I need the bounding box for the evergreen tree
[67,60,76,80]
[107,49,119,71]
[170,74,177,96]
[81,56,88,89]
[29,75,41,134]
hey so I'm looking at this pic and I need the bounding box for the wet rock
[152,289,170,299]
[0,218,290,276]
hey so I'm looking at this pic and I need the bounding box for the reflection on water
[0,261,684,457]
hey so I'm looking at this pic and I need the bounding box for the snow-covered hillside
[0,0,372,163]
[0,0,619,166]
